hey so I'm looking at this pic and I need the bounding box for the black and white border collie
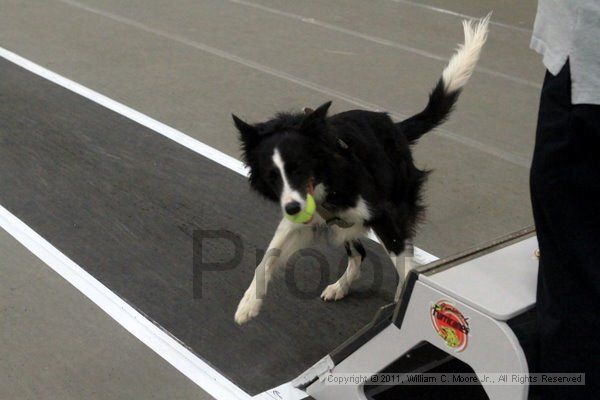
[232,17,490,324]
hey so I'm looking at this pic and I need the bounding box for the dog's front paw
[320,281,349,301]
[234,293,263,325]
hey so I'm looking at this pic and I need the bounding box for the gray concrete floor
[0,229,213,400]
[0,0,541,398]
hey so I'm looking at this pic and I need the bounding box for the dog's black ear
[300,101,331,134]
[232,114,259,148]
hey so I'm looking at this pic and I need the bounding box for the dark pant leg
[530,61,600,399]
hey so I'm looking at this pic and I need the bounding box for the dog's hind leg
[234,218,314,325]
[321,240,366,301]
[370,219,415,301]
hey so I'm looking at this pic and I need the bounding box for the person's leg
[530,61,600,399]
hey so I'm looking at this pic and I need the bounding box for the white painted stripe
[0,45,437,398]
[388,0,533,34]
[0,205,250,400]
[227,0,540,89]
[367,230,438,265]
[414,246,438,265]
[57,0,532,168]
[0,45,439,262]
[0,47,248,179]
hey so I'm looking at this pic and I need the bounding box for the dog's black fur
[231,16,490,324]
[232,77,459,255]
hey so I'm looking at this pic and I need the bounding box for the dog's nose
[284,201,301,215]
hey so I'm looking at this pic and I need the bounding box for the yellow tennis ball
[285,194,316,224]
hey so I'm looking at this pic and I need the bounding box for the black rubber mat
[0,58,398,394]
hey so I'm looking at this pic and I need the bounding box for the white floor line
[0,45,436,398]
[0,50,247,178]
[57,0,531,169]
[367,230,437,265]
[0,205,250,400]
[228,0,540,89]
[388,0,533,34]
[0,46,440,262]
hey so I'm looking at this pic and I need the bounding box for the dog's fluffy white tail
[397,14,490,143]
[442,14,491,93]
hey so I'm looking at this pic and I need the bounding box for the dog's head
[232,101,332,217]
